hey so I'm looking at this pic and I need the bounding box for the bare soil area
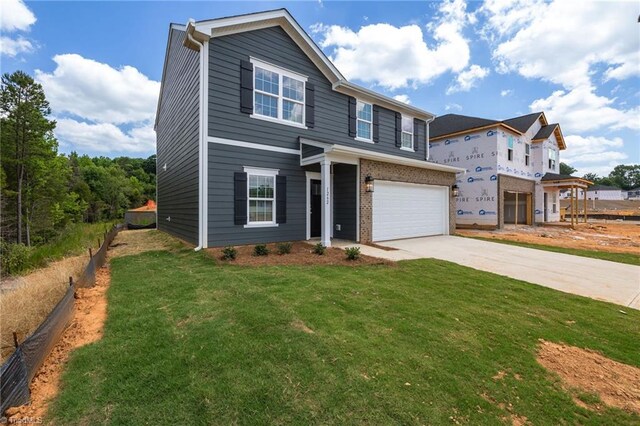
[207,242,391,266]
[5,264,111,423]
[108,229,185,258]
[457,222,640,255]
[537,340,640,414]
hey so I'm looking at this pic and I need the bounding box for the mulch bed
[206,242,393,266]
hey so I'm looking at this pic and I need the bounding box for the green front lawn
[464,236,640,266]
[50,249,640,425]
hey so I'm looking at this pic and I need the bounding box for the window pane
[402,116,413,133]
[401,132,413,148]
[282,76,304,101]
[525,144,530,154]
[283,100,303,123]
[357,120,371,139]
[249,200,258,222]
[507,136,514,149]
[255,93,278,118]
[255,67,279,95]
[357,101,372,121]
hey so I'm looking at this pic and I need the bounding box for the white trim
[355,100,373,141]
[305,171,322,240]
[400,147,414,152]
[320,159,332,247]
[249,113,308,129]
[208,136,300,155]
[202,40,209,248]
[250,57,306,127]
[301,153,326,166]
[401,115,414,150]
[245,167,279,226]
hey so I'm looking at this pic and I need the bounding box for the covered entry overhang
[540,173,593,228]
[299,137,465,247]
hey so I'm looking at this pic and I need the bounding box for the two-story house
[428,112,590,229]
[155,9,464,248]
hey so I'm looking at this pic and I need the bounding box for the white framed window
[401,116,413,150]
[552,193,557,213]
[525,143,530,166]
[251,58,306,128]
[356,100,372,141]
[548,149,557,170]
[507,136,514,161]
[244,167,279,226]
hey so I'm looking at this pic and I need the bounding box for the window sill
[355,137,374,143]
[244,223,279,229]
[400,146,414,152]
[250,114,308,130]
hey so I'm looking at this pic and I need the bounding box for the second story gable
[179,9,436,162]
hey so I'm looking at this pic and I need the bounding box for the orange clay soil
[5,264,111,423]
[207,241,392,266]
[457,222,640,255]
[537,340,640,414]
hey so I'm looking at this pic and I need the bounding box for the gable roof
[429,114,500,139]
[179,8,435,122]
[533,124,558,140]
[503,112,546,133]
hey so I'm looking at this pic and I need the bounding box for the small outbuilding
[125,200,157,229]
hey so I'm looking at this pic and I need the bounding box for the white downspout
[187,21,207,251]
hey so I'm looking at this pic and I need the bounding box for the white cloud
[530,84,640,133]
[482,1,640,88]
[561,135,629,176]
[393,94,411,104]
[35,54,160,124]
[0,0,36,32]
[55,119,155,154]
[445,102,462,112]
[500,89,512,97]
[447,64,489,94]
[311,0,473,89]
[0,35,33,56]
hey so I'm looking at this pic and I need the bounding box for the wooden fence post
[12,332,19,348]
[89,248,93,259]
[69,276,73,287]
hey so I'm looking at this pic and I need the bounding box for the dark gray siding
[156,28,200,245]
[301,144,323,159]
[208,143,306,246]
[208,26,425,159]
[333,164,357,240]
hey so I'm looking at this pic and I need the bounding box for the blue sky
[2,0,638,177]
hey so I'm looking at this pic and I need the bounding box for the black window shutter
[240,60,253,114]
[348,97,357,137]
[234,172,247,225]
[305,83,315,128]
[413,118,422,151]
[372,105,380,142]
[395,112,402,147]
[276,175,287,224]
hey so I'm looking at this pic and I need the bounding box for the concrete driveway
[339,236,640,309]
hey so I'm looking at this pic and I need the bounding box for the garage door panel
[372,181,448,242]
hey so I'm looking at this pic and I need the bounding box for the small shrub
[253,244,270,256]
[0,241,32,276]
[313,243,326,255]
[277,242,292,255]
[345,246,361,261]
[221,246,237,260]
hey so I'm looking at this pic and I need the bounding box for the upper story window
[507,136,514,161]
[525,143,530,166]
[401,116,413,150]
[356,101,372,141]
[252,59,306,127]
[548,149,557,170]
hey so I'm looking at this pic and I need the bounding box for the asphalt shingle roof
[540,172,581,181]
[533,124,559,140]
[429,114,500,139]
[502,112,544,133]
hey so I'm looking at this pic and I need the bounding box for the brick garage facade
[497,174,535,229]
[359,159,456,243]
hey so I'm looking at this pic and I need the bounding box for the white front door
[372,181,449,242]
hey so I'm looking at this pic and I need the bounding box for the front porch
[540,173,593,228]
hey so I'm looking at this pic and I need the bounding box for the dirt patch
[481,392,529,425]
[457,222,640,255]
[108,229,186,258]
[5,265,111,423]
[537,340,640,414]
[290,319,314,334]
[207,242,392,267]
[365,243,399,252]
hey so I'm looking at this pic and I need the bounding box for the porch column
[320,159,332,247]
[583,187,588,223]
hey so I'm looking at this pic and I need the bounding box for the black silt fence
[1,223,123,415]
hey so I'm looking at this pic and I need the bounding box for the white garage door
[372,181,448,242]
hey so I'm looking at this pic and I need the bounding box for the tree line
[560,163,639,190]
[1,70,156,248]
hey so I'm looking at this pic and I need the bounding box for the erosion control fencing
[0,223,123,415]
